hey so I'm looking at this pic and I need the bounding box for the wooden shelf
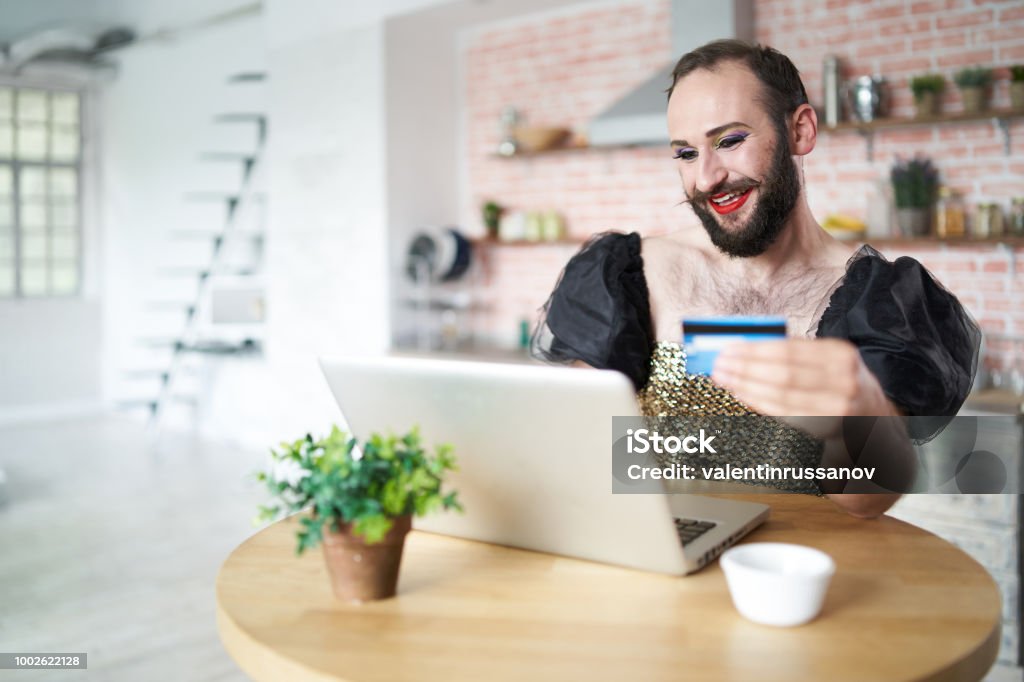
[825,107,1024,133]
[822,107,1023,160]
[489,141,660,159]
[854,236,1024,248]
[473,234,1022,250]
[469,237,586,247]
[400,299,491,312]
[472,234,1023,249]
[489,108,1024,161]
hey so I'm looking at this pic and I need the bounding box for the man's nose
[695,154,728,195]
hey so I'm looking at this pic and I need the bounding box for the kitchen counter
[390,348,1024,415]
[963,389,1024,416]
[390,345,539,366]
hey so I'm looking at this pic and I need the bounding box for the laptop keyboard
[674,518,717,546]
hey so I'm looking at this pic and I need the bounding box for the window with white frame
[0,84,82,298]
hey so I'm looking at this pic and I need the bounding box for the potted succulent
[909,74,944,118]
[954,66,993,113]
[256,425,462,602]
[1010,65,1024,111]
[890,156,939,237]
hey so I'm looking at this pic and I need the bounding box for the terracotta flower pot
[960,86,986,114]
[321,515,412,603]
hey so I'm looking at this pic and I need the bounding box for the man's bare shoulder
[640,229,720,277]
[639,230,723,337]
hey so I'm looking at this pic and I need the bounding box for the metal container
[846,76,887,122]
[497,106,520,157]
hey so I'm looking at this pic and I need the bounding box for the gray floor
[0,416,263,681]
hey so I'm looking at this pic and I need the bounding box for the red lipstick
[709,187,753,215]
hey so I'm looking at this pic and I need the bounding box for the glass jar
[541,210,564,241]
[933,186,965,238]
[990,203,1004,237]
[972,203,1002,239]
[524,211,542,241]
[1010,197,1024,236]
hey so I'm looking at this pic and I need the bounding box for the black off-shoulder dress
[531,232,981,493]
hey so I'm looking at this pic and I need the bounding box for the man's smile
[709,187,753,215]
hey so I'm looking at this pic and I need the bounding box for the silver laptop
[319,355,768,574]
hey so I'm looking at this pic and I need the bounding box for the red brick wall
[463,0,1023,377]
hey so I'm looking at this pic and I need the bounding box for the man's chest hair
[649,249,845,334]
[690,264,840,316]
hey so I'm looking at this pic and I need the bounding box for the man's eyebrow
[670,121,751,148]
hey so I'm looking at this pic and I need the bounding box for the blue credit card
[682,316,788,376]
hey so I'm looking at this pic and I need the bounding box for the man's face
[667,61,801,258]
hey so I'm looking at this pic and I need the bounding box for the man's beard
[688,136,801,258]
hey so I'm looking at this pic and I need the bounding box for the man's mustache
[686,178,762,206]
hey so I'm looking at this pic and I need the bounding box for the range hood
[588,0,753,147]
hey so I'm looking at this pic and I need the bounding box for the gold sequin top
[638,341,756,417]
[637,341,823,494]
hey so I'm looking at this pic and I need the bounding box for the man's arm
[711,338,913,518]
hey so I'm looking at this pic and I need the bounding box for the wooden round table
[216,495,1001,681]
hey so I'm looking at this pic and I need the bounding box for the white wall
[264,25,389,361]
[0,300,101,420]
[97,7,266,416]
[384,11,461,348]
[249,3,400,446]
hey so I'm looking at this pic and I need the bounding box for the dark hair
[667,39,809,133]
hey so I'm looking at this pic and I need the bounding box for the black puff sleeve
[816,246,981,438]
[531,232,655,390]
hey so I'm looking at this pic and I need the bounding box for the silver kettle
[844,76,887,122]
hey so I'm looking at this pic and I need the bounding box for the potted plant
[909,74,944,118]
[482,200,503,240]
[256,425,462,602]
[890,156,938,237]
[1010,65,1024,111]
[954,66,993,113]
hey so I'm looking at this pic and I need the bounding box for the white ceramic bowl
[720,543,836,627]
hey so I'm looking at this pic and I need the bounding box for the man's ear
[790,103,817,156]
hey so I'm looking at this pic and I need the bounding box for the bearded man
[532,40,979,517]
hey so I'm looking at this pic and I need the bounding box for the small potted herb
[256,425,462,602]
[890,156,939,237]
[1010,65,1024,111]
[909,74,944,118]
[954,66,993,113]
[482,200,504,240]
